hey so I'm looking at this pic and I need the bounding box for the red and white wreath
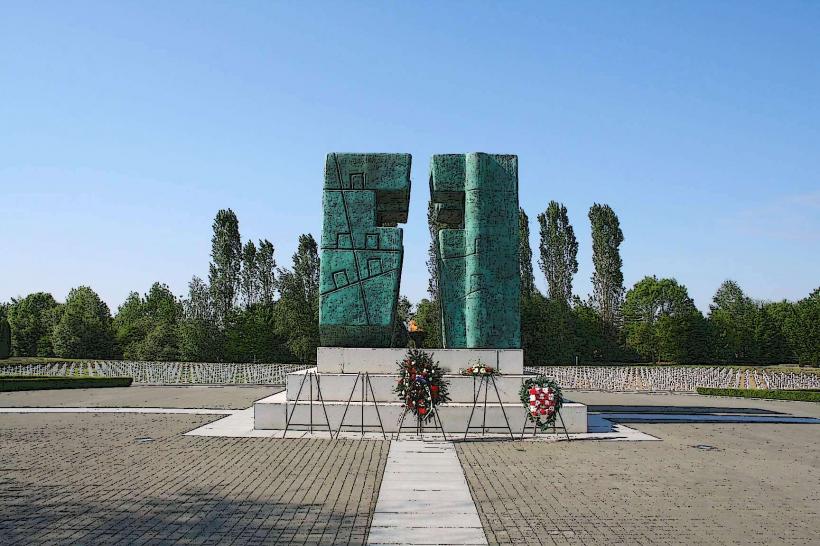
[528,386,557,418]
[519,376,564,430]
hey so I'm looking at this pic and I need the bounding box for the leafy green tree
[208,209,242,323]
[179,276,224,362]
[754,302,793,364]
[391,295,412,348]
[588,203,625,330]
[240,240,260,308]
[224,305,294,363]
[256,239,277,305]
[7,292,60,356]
[571,298,622,363]
[114,283,182,361]
[537,201,578,304]
[623,276,704,362]
[413,298,443,349]
[52,286,117,358]
[114,291,145,358]
[275,234,320,362]
[426,201,444,303]
[0,315,10,359]
[656,311,708,363]
[519,208,536,298]
[520,292,575,365]
[708,280,757,362]
[784,288,820,365]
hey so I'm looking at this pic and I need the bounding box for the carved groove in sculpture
[430,153,521,349]
[319,153,411,347]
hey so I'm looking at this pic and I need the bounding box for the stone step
[317,347,523,375]
[254,391,587,433]
[286,368,536,403]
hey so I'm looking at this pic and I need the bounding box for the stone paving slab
[457,399,820,545]
[369,441,487,545]
[0,412,388,545]
[367,526,487,545]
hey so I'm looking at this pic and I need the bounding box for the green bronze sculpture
[430,153,521,349]
[319,153,411,347]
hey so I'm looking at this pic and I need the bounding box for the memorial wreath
[519,375,564,430]
[459,359,499,377]
[395,348,451,422]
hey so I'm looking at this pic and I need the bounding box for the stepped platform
[254,365,588,434]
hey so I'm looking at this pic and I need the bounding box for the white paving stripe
[368,440,488,545]
[0,407,236,415]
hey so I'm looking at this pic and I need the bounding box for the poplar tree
[426,201,441,302]
[240,240,260,308]
[275,234,320,362]
[589,203,625,329]
[179,276,223,362]
[256,239,277,305]
[519,208,536,298]
[537,201,578,305]
[208,209,242,323]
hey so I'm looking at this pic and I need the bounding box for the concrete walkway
[368,441,487,545]
[0,406,236,415]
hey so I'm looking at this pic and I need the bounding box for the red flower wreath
[394,349,451,422]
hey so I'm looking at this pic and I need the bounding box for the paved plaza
[0,387,818,545]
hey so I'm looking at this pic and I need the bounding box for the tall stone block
[430,153,521,349]
[319,153,411,347]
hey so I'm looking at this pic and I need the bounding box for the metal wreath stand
[283,370,332,437]
[521,404,571,441]
[335,372,387,439]
[463,373,515,440]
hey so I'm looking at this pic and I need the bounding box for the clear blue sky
[2,1,818,313]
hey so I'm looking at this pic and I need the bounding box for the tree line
[413,202,819,366]
[1,205,818,366]
[0,209,319,363]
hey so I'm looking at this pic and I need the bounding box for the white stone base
[317,347,523,375]
[254,350,587,435]
[287,367,532,403]
[254,391,587,434]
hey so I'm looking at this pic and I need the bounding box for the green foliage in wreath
[395,348,451,422]
[519,375,564,431]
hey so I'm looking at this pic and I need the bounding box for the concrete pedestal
[317,347,523,375]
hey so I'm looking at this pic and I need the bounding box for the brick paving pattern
[457,421,820,545]
[0,413,388,545]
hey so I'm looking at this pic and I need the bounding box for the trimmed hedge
[696,387,820,402]
[0,376,133,392]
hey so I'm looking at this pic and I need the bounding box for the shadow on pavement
[587,404,820,425]
[0,484,370,545]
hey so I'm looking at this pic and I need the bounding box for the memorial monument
[253,152,588,434]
